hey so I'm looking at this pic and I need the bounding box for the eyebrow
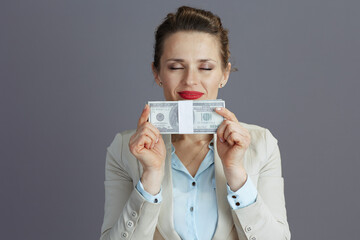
[165,58,217,63]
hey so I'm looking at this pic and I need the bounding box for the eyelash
[169,67,212,71]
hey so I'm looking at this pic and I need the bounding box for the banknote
[148,100,225,134]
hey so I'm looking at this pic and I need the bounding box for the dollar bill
[148,100,225,134]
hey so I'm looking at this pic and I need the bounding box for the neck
[171,134,213,144]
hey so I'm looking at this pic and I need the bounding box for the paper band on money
[178,100,193,134]
[148,100,225,134]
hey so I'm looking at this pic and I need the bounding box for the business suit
[100,122,291,240]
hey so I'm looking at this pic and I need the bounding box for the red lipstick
[178,91,204,100]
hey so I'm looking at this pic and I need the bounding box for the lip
[177,91,204,100]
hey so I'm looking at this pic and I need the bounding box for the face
[152,31,231,101]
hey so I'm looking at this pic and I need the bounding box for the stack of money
[148,100,225,134]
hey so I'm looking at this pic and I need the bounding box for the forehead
[162,31,221,61]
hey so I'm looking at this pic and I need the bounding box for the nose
[182,66,200,86]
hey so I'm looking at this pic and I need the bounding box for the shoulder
[239,121,278,147]
[239,122,281,174]
[106,129,136,162]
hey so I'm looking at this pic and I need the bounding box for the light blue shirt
[136,139,258,240]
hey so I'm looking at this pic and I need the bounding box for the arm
[99,133,162,240]
[215,108,290,239]
[226,176,258,209]
[231,129,291,240]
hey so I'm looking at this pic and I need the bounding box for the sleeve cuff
[226,175,258,209]
[135,179,163,204]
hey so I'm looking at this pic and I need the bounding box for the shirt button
[232,195,237,199]
[190,206,194,212]
[245,226,252,232]
[235,202,240,206]
[192,181,196,186]
[131,211,137,218]
[126,220,134,228]
[209,142,214,146]
[121,232,129,239]
[154,198,158,203]
[249,235,256,240]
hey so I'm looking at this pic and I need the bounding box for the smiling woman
[100,5,291,240]
[152,31,230,101]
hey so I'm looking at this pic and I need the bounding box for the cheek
[160,69,177,82]
[204,76,221,90]
[161,73,182,89]
[162,80,178,98]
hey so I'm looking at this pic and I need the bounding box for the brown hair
[153,6,236,72]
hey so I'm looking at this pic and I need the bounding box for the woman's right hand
[129,104,166,194]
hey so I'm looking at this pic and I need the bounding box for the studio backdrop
[1,0,359,239]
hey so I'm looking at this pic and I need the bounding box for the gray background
[1,0,359,239]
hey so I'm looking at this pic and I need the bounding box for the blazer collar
[157,134,233,240]
[157,134,181,239]
[212,134,234,240]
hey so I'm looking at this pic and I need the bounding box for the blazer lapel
[156,134,181,240]
[212,134,234,240]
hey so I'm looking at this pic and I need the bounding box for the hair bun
[153,5,235,72]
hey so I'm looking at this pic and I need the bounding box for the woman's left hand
[215,107,251,191]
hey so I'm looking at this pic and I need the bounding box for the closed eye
[201,68,212,71]
[169,67,184,70]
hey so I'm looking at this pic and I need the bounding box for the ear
[220,62,231,87]
[151,62,162,86]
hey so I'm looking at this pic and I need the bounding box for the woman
[100,6,290,240]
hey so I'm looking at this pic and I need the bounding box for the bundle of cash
[148,100,225,134]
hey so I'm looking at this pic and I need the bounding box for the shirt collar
[171,137,215,154]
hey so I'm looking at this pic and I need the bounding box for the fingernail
[144,104,147,109]
[216,107,222,111]
[219,137,224,143]
[156,138,159,143]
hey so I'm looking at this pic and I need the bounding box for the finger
[216,120,228,143]
[137,134,153,150]
[129,133,153,152]
[223,122,249,139]
[137,123,160,149]
[143,122,161,143]
[214,107,238,122]
[228,131,251,148]
[137,104,150,128]
[225,131,235,146]
[228,132,244,146]
[227,124,251,145]
[223,122,237,140]
[139,127,157,149]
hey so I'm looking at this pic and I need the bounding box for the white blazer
[100,122,291,240]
